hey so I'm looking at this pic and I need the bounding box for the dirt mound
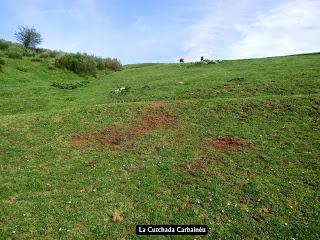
[205,137,249,152]
[72,112,176,148]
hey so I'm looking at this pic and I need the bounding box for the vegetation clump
[37,49,59,58]
[55,53,122,76]
[23,48,36,57]
[38,52,50,58]
[0,39,10,50]
[6,45,24,59]
[95,57,122,71]
[55,53,97,77]
[16,66,28,72]
[0,58,4,72]
[51,80,90,90]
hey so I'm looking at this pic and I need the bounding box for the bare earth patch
[147,101,167,110]
[84,160,98,168]
[72,111,176,148]
[141,113,176,129]
[176,155,221,177]
[186,161,207,176]
[205,137,250,152]
[112,212,122,222]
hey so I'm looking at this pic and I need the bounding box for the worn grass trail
[0,52,319,239]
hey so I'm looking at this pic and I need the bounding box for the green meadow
[0,48,319,239]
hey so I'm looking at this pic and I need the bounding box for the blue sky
[1,0,319,63]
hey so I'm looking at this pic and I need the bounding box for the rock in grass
[113,87,128,94]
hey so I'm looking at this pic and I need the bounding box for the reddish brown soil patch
[289,197,298,209]
[283,104,291,112]
[177,155,220,177]
[84,160,98,168]
[205,137,249,152]
[141,113,176,129]
[147,101,166,110]
[187,161,207,176]
[265,101,291,112]
[265,101,277,109]
[164,188,172,195]
[72,112,177,148]
[242,170,256,179]
[154,145,161,151]
[241,104,253,113]
[73,125,142,148]
[112,213,122,222]
[259,207,270,214]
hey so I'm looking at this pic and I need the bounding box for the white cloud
[231,0,320,59]
[181,0,251,61]
[183,0,320,61]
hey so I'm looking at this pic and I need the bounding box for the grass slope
[0,52,319,239]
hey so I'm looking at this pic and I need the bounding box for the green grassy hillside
[0,49,319,239]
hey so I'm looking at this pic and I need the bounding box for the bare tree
[15,26,42,48]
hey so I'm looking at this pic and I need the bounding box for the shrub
[0,58,3,72]
[34,48,45,53]
[6,45,24,59]
[48,63,55,70]
[95,57,122,71]
[51,80,89,90]
[54,52,122,76]
[54,53,97,77]
[95,57,106,70]
[48,50,60,58]
[39,52,50,58]
[16,66,28,72]
[0,39,10,50]
[105,58,122,71]
[38,49,58,58]
[0,58,4,72]
[23,48,36,57]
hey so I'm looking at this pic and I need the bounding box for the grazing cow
[179,58,185,63]
[202,59,215,64]
[203,59,223,64]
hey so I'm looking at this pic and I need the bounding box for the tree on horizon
[15,26,42,49]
